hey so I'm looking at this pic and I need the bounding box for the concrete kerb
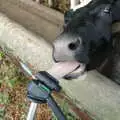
[0,12,120,120]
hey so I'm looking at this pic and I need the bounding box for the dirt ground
[0,52,52,120]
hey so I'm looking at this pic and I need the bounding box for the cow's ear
[64,9,74,28]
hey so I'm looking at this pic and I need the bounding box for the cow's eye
[68,37,81,51]
[68,42,78,50]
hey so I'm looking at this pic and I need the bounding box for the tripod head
[27,71,66,120]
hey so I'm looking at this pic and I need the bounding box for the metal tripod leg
[27,102,37,120]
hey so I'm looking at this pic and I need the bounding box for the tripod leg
[27,102,38,120]
[47,95,66,120]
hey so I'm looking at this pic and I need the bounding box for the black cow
[53,0,120,84]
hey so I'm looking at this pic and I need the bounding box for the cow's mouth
[63,62,86,80]
[48,61,86,80]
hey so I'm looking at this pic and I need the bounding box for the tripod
[20,62,66,120]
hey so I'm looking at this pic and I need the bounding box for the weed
[0,51,4,60]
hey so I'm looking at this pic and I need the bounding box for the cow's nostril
[68,43,78,50]
[52,52,60,63]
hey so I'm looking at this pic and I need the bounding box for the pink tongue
[47,61,80,79]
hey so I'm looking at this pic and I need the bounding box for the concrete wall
[0,0,64,43]
[0,12,120,120]
[0,13,53,71]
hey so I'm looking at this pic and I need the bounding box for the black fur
[53,0,120,84]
